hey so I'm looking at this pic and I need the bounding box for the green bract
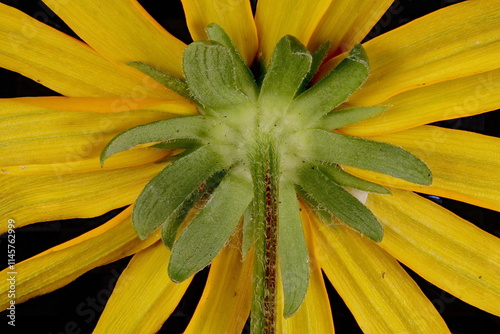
[101,24,432,323]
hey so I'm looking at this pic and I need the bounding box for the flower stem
[250,141,280,334]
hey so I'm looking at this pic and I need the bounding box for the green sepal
[317,106,387,130]
[301,41,329,91]
[301,129,432,185]
[278,180,309,318]
[132,145,228,239]
[205,23,258,102]
[127,61,191,99]
[296,187,334,225]
[161,170,227,249]
[152,146,202,165]
[289,44,369,121]
[168,165,253,282]
[100,115,214,166]
[183,40,252,113]
[319,164,390,194]
[150,138,200,150]
[296,164,383,242]
[259,35,312,111]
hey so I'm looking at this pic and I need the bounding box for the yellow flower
[1,0,500,333]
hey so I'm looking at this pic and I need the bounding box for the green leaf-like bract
[168,165,253,282]
[317,106,387,130]
[132,145,228,239]
[183,40,252,113]
[127,61,191,99]
[259,36,312,111]
[288,44,370,122]
[278,180,309,318]
[100,115,214,166]
[301,129,433,185]
[302,41,330,90]
[161,170,227,249]
[296,164,383,242]
[319,164,390,194]
[295,187,334,225]
[205,23,258,102]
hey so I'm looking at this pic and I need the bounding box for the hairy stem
[250,142,280,334]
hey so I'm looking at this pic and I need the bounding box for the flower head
[1,0,499,333]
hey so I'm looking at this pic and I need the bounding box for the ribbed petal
[308,0,393,55]
[368,189,500,316]
[313,214,450,333]
[184,235,253,334]
[6,96,196,114]
[43,0,186,78]
[0,3,172,98]
[181,0,258,64]
[93,241,192,334]
[255,0,332,64]
[276,206,334,333]
[0,97,195,174]
[320,0,500,105]
[342,68,500,136]
[0,97,194,175]
[345,126,500,212]
[0,207,159,310]
[0,163,165,232]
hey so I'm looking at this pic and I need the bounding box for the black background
[1,0,499,333]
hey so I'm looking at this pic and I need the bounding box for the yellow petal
[276,205,334,333]
[0,207,159,310]
[312,212,450,333]
[0,3,173,98]
[308,0,393,55]
[0,163,165,232]
[0,97,195,174]
[184,234,253,334]
[180,0,258,65]
[345,126,500,212]
[368,189,500,316]
[342,68,500,136]
[255,0,332,64]
[1,148,167,176]
[93,241,191,334]
[321,0,500,105]
[8,96,196,114]
[43,0,186,78]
